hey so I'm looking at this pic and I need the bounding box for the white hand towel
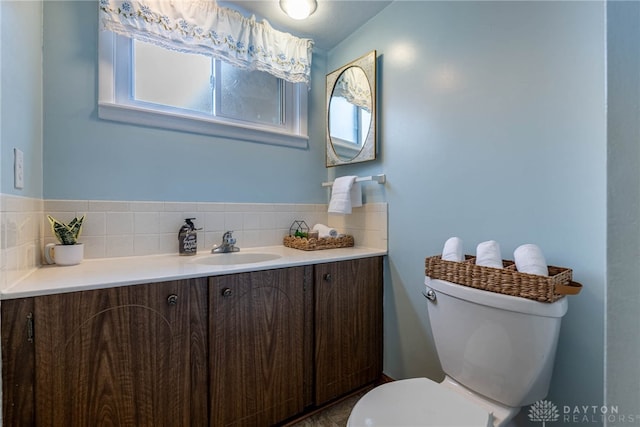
[442,237,464,262]
[350,182,362,208]
[476,240,503,269]
[312,224,338,238]
[328,176,358,214]
[514,244,548,276]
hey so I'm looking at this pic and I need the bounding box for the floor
[286,389,369,427]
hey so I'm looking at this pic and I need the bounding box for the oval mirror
[326,50,377,167]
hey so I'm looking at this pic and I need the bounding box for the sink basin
[193,252,281,266]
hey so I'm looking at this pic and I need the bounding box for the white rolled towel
[312,224,338,238]
[514,244,548,276]
[442,237,464,262]
[476,240,503,269]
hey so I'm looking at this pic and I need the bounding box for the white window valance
[99,0,314,85]
[333,67,371,112]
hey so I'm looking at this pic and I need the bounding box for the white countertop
[1,246,387,300]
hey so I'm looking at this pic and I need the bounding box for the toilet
[347,277,568,427]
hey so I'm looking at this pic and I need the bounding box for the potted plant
[45,214,85,265]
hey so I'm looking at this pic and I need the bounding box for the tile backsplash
[0,194,43,288]
[327,203,388,250]
[0,194,387,288]
[44,200,331,259]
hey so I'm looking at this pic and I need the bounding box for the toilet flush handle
[423,289,436,302]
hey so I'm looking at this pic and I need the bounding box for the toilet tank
[425,278,568,408]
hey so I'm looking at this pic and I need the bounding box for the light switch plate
[14,148,24,189]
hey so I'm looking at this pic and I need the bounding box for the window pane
[360,109,372,145]
[329,96,358,144]
[133,40,213,114]
[218,62,282,125]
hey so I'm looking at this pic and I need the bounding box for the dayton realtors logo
[528,400,560,426]
[528,399,640,425]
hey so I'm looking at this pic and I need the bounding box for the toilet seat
[347,378,491,427]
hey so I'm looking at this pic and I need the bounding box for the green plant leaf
[47,214,85,245]
[67,215,85,240]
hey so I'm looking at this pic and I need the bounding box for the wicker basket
[283,235,354,251]
[425,255,582,303]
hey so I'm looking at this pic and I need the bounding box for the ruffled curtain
[99,0,314,85]
[333,67,371,112]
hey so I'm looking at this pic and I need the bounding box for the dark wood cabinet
[1,256,383,426]
[314,257,383,405]
[32,279,207,427]
[1,297,36,427]
[209,266,312,426]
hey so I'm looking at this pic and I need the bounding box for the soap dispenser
[178,218,199,256]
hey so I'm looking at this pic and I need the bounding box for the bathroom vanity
[1,248,384,426]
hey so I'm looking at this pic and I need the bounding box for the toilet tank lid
[425,277,568,318]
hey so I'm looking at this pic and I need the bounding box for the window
[328,96,370,146]
[99,33,308,148]
[133,40,214,115]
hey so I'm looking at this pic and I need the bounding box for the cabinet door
[210,267,308,426]
[33,279,207,427]
[2,297,36,427]
[315,257,383,405]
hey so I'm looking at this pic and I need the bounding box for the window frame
[98,31,309,148]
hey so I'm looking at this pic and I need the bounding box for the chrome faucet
[212,231,240,253]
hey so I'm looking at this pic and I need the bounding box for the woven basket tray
[283,235,354,251]
[425,255,582,303]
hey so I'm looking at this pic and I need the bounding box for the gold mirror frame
[326,50,377,167]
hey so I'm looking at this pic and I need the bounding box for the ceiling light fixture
[279,0,317,20]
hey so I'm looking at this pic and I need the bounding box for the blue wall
[607,0,640,416]
[329,1,606,424]
[0,1,43,198]
[42,1,327,203]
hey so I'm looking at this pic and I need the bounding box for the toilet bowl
[348,377,495,427]
[347,278,569,427]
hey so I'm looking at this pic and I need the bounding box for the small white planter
[44,243,84,266]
